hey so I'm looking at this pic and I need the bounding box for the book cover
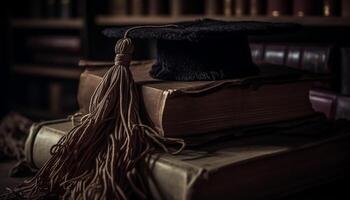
[25,116,350,199]
[77,60,319,137]
[250,0,266,16]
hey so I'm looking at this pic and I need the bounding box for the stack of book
[24,59,350,199]
[107,0,350,17]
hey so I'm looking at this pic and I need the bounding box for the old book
[267,0,292,16]
[293,0,321,16]
[77,60,318,137]
[58,0,71,18]
[223,0,234,16]
[131,0,146,15]
[25,117,350,199]
[250,0,266,16]
[205,0,222,15]
[109,0,128,15]
[323,0,341,16]
[148,0,168,15]
[235,0,249,16]
[342,0,350,17]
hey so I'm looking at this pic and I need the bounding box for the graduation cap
[103,19,300,81]
[18,19,301,199]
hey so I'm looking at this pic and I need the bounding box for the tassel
[15,26,185,199]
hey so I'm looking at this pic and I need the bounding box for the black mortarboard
[103,19,300,81]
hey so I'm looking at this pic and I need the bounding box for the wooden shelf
[11,19,83,29]
[96,15,350,27]
[12,65,82,79]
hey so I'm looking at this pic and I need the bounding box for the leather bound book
[149,0,168,15]
[223,0,234,16]
[170,0,183,16]
[293,0,321,16]
[323,0,341,16]
[77,60,319,137]
[264,45,287,65]
[249,43,265,62]
[335,96,350,120]
[342,0,350,17]
[341,48,350,96]
[267,0,292,16]
[109,0,128,15]
[235,0,249,16]
[309,89,337,118]
[131,0,146,15]
[250,0,267,16]
[25,117,350,199]
[205,0,223,15]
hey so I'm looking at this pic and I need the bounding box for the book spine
[293,0,316,16]
[267,0,292,16]
[223,0,234,16]
[109,0,128,15]
[341,48,350,96]
[235,0,249,16]
[342,0,350,17]
[205,0,221,15]
[250,0,266,16]
[30,0,43,18]
[46,0,58,18]
[323,0,340,16]
[131,0,145,15]
[58,0,71,18]
[148,0,166,15]
[170,0,183,16]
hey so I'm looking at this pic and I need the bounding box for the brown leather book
[342,0,350,17]
[25,117,350,199]
[223,0,234,16]
[109,0,128,15]
[77,60,318,137]
[267,0,292,16]
[293,0,321,16]
[205,0,222,15]
[148,0,168,15]
[250,0,266,16]
[131,0,146,15]
[235,0,249,16]
[323,0,341,16]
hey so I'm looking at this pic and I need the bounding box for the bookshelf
[5,0,350,120]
